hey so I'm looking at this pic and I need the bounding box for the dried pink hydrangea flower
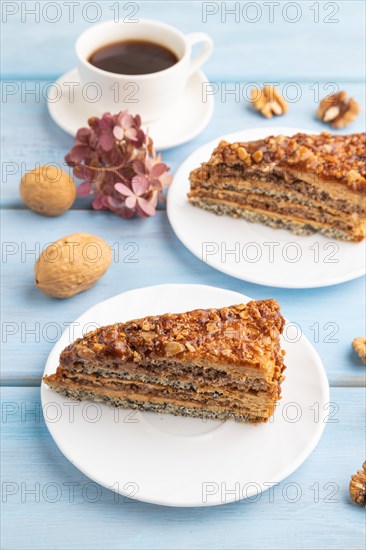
[65,111,172,218]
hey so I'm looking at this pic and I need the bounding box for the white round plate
[47,68,213,150]
[42,284,329,507]
[167,127,366,288]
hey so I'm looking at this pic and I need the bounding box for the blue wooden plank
[1,80,365,207]
[1,1,365,81]
[1,209,365,386]
[1,386,365,550]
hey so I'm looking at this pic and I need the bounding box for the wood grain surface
[1,2,365,549]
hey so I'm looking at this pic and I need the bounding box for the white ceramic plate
[42,284,329,507]
[167,127,366,288]
[47,68,214,150]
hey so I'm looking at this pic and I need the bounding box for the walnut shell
[35,233,112,298]
[20,165,76,216]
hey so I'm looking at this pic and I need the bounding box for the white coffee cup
[76,19,213,122]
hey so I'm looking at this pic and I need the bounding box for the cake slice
[43,300,286,423]
[188,132,366,242]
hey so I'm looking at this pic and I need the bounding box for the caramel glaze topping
[60,300,286,373]
[208,132,366,192]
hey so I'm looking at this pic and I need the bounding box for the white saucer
[47,68,214,150]
[41,284,329,507]
[167,127,366,288]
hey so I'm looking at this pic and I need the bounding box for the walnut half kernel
[350,461,366,507]
[251,86,288,118]
[317,91,360,129]
[352,337,366,365]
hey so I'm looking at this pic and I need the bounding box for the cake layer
[52,387,268,423]
[47,369,281,403]
[189,170,366,215]
[189,195,362,241]
[188,132,366,242]
[69,360,276,393]
[45,377,275,423]
[189,186,361,224]
[189,190,365,240]
[43,300,286,425]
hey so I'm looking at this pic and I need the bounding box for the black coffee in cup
[88,40,179,75]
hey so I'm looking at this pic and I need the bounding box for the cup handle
[186,32,213,76]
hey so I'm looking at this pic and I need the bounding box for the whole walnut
[20,165,76,216]
[35,233,112,299]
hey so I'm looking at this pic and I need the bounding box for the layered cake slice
[43,300,286,423]
[188,132,366,241]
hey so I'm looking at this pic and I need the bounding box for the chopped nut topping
[237,146,249,160]
[347,170,366,191]
[352,337,366,365]
[350,461,366,507]
[133,350,141,362]
[141,331,155,342]
[252,150,263,163]
[185,342,196,353]
[297,146,313,161]
[317,91,361,129]
[206,322,219,333]
[59,300,286,373]
[164,341,186,356]
[251,86,288,118]
[239,311,249,320]
[208,132,366,192]
[287,145,315,164]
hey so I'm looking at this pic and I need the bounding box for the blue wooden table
[1,2,365,549]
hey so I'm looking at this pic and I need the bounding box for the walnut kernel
[350,461,366,507]
[352,337,366,365]
[251,86,288,118]
[316,91,360,129]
